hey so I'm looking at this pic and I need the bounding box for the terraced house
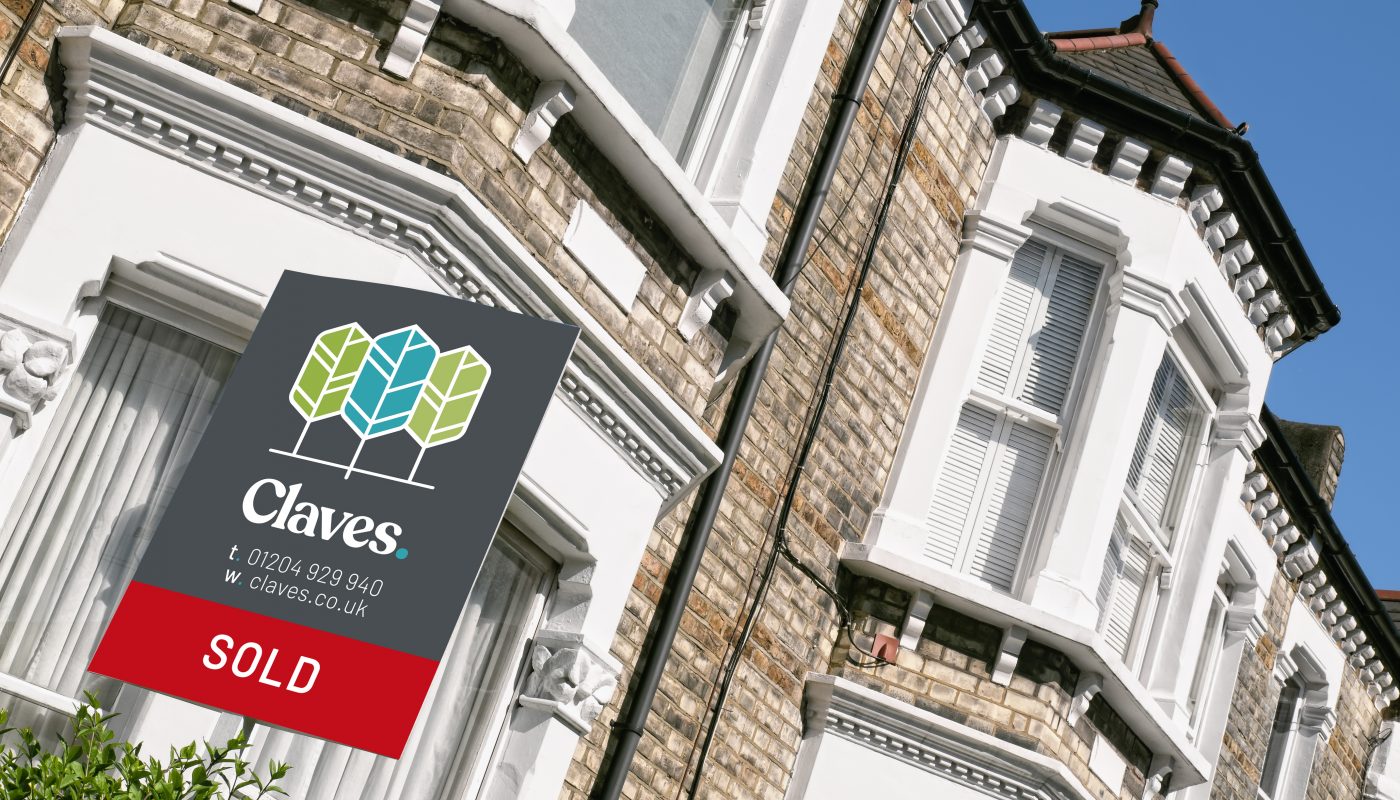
[0,0,1394,798]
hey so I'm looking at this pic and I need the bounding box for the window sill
[442,0,790,375]
[841,540,1212,788]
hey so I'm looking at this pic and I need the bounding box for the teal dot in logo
[395,548,409,560]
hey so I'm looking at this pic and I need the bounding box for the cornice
[804,675,1093,800]
[962,211,1033,261]
[57,26,721,510]
[1108,269,1188,333]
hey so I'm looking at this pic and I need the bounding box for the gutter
[974,0,1339,344]
[1256,407,1400,684]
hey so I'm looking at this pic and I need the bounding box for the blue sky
[1028,2,1400,587]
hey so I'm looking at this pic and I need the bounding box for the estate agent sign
[89,272,579,757]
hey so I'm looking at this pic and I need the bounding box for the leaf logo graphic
[405,346,491,481]
[343,326,438,476]
[272,323,489,489]
[288,323,371,453]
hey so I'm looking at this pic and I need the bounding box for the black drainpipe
[591,0,902,795]
[0,1,45,84]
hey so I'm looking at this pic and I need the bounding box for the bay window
[923,238,1103,591]
[569,0,762,166]
[0,302,553,798]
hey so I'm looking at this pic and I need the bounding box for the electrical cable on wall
[681,16,977,799]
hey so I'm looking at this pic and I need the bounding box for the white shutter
[1020,251,1100,415]
[966,420,1053,590]
[975,240,1048,397]
[1099,516,1153,659]
[1127,357,1203,528]
[925,238,1103,590]
[1126,359,1171,489]
[924,405,997,567]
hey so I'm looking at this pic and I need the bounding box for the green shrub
[0,697,288,799]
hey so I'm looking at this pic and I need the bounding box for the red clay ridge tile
[1151,41,1234,129]
[1050,32,1147,52]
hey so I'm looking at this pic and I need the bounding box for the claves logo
[270,323,491,490]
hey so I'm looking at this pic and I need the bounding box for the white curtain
[238,539,545,800]
[0,305,235,733]
[0,305,551,799]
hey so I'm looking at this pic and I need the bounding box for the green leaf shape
[290,323,371,420]
[407,346,491,447]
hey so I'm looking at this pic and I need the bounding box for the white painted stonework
[789,676,1094,800]
[561,203,645,310]
[0,26,725,800]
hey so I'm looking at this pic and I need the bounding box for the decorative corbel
[1067,672,1102,726]
[1187,185,1223,225]
[679,269,735,341]
[1283,540,1320,580]
[899,589,935,651]
[1108,137,1150,183]
[1202,212,1239,251]
[1220,239,1255,278]
[1141,754,1173,800]
[518,630,621,734]
[1234,265,1268,303]
[0,307,76,432]
[1064,118,1106,166]
[963,48,1005,93]
[382,0,443,79]
[1021,98,1062,148]
[991,626,1028,686]
[1149,155,1192,200]
[513,81,577,163]
[1265,314,1297,352]
[980,77,1019,121]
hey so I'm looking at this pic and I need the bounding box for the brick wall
[0,0,120,239]
[1210,568,1385,800]
[827,575,1154,800]
[565,0,997,797]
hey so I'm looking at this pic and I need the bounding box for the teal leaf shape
[343,325,438,438]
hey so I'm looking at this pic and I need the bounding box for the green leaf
[289,323,371,420]
[406,346,491,448]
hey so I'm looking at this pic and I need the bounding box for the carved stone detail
[518,632,620,734]
[0,310,75,430]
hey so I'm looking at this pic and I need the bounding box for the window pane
[1186,595,1227,733]
[1259,679,1301,797]
[0,304,236,725]
[233,529,548,800]
[569,0,746,156]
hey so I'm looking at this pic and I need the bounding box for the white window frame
[1094,343,1216,675]
[922,235,1109,593]
[1185,575,1231,739]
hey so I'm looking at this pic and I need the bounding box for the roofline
[975,0,1340,344]
[1258,406,1400,681]
[1377,590,1400,601]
